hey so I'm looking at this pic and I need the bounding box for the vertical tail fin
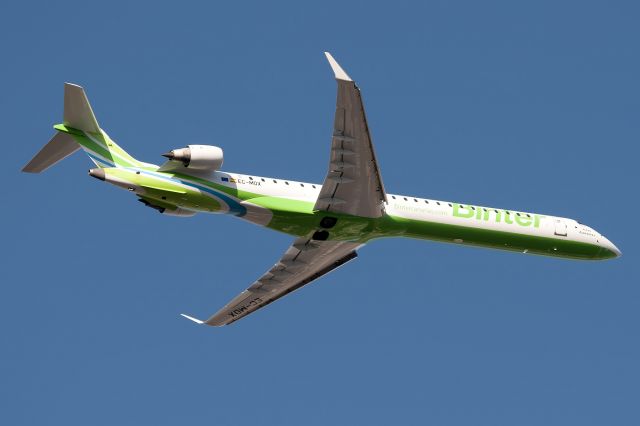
[63,83,101,134]
[23,83,146,173]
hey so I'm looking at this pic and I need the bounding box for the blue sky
[2,1,639,425]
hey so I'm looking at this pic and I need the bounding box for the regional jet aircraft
[23,53,621,326]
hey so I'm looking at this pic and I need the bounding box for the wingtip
[64,82,84,89]
[324,52,352,81]
[180,313,205,324]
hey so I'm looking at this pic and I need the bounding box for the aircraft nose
[611,242,622,258]
[602,237,622,259]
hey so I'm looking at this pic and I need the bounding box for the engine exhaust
[88,168,105,181]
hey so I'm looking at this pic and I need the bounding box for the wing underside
[314,52,387,218]
[183,236,360,326]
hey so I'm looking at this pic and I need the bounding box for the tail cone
[88,168,105,181]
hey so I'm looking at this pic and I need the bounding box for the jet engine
[162,145,223,170]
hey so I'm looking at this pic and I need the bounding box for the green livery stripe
[167,170,316,212]
[71,140,613,261]
[107,168,223,212]
[377,215,610,260]
[133,170,608,259]
[240,196,315,214]
[147,170,609,259]
[54,124,141,168]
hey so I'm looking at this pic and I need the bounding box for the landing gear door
[554,219,568,236]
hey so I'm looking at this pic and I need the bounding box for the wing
[182,236,361,326]
[314,52,387,218]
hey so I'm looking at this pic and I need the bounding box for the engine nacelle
[162,145,224,170]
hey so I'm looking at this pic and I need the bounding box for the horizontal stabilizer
[64,83,101,133]
[22,132,79,173]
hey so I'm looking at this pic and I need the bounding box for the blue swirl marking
[86,151,115,168]
[184,180,247,216]
[82,155,247,217]
[139,170,247,217]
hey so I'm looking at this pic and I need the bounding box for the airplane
[22,52,621,327]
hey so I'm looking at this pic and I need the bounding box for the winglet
[324,52,352,82]
[180,313,205,324]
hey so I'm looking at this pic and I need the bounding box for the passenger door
[554,219,568,236]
